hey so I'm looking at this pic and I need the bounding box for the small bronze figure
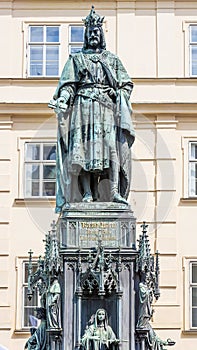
[47,277,61,329]
[136,223,175,350]
[81,308,119,350]
[137,272,153,329]
[24,307,47,350]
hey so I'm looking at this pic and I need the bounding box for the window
[189,25,197,76]
[24,142,56,197]
[69,25,84,54]
[182,257,197,332]
[28,25,60,77]
[189,142,197,197]
[190,262,197,328]
[22,262,39,328]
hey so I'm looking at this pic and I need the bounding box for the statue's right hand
[55,97,68,113]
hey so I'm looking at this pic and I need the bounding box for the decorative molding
[14,198,56,206]
[0,120,13,130]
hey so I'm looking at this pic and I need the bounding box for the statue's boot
[112,192,128,205]
[81,173,93,202]
[91,174,99,201]
[110,152,128,205]
[82,192,93,202]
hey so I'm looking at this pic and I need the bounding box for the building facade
[0,0,197,348]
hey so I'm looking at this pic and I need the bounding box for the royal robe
[53,50,135,212]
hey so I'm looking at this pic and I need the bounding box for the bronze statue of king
[49,6,135,213]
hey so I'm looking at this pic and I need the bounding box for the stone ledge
[14,198,56,207]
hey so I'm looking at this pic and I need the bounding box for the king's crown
[83,6,104,28]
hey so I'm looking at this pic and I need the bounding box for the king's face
[87,26,101,49]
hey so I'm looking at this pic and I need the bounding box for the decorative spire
[154,250,160,300]
[27,221,62,302]
[83,6,104,28]
[136,222,161,300]
[44,221,62,276]
[136,222,153,274]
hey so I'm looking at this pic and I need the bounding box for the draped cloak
[26,320,47,350]
[53,50,135,212]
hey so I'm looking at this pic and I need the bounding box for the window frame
[181,137,197,199]
[15,257,40,332]
[22,261,40,329]
[24,141,57,198]
[189,25,197,77]
[27,24,61,78]
[190,261,197,329]
[68,24,84,54]
[183,257,197,332]
[188,142,197,197]
[17,137,57,199]
[183,21,197,77]
[22,21,108,78]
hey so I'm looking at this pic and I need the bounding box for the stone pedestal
[57,202,136,249]
[135,328,150,350]
[47,329,62,350]
[57,202,137,350]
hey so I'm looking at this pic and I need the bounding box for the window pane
[24,287,38,307]
[191,46,197,75]
[70,46,83,54]
[32,182,40,196]
[46,64,59,76]
[43,144,56,160]
[30,46,43,61]
[192,308,197,327]
[70,26,84,42]
[24,263,38,283]
[25,180,40,197]
[192,264,197,283]
[25,164,40,180]
[192,63,197,76]
[24,307,37,327]
[43,182,56,196]
[46,26,59,42]
[191,26,197,43]
[30,63,43,76]
[25,144,40,161]
[189,163,197,196]
[43,165,56,179]
[190,144,197,160]
[192,46,197,60]
[25,164,40,196]
[30,26,43,42]
[46,46,59,76]
[192,288,197,307]
[30,46,43,76]
[46,46,59,61]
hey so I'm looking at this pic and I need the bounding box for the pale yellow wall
[1,0,197,79]
[0,1,197,349]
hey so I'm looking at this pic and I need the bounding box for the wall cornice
[0,102,197,117]
[1,0,196,11]
[1,77,197,84]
